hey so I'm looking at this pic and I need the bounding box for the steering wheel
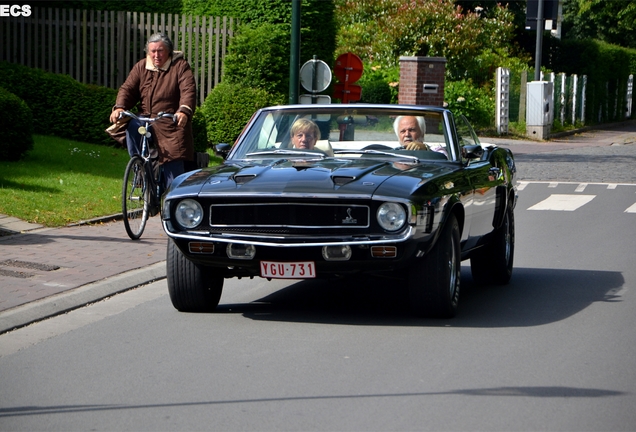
[361,144,397,151]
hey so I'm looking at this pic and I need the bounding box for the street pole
[534,0,544,81]
[289,0,301,104]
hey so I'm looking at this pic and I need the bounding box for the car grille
[209,203,370,229]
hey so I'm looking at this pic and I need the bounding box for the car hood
[170,157,454,198]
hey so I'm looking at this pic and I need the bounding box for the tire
[408,214,461,318]
[166,239,224,312]
[122,156,149,240]
[470,203,515,285]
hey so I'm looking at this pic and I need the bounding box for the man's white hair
[393,116,426,137]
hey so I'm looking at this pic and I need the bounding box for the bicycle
[120,111,175,240]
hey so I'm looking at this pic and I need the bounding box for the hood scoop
[232,174,257,185]
[332,175,357,186]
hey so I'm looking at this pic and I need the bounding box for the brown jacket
[115,52,197,164]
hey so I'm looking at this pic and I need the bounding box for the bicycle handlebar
[119,110,176,123]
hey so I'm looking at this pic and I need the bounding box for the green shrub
[359,80,392,104]
[356,63,400,104]
[191,109,208,152]
[184,0,336,71]
[199,82,285,145]
[0,87,34,161]
[0,61,117,146]
[445,80,495,129]
[222,23,290,96]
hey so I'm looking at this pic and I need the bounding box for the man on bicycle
[109,32,196,191]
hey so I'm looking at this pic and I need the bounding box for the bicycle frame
[122,111,175,193]
[120,111,175,239]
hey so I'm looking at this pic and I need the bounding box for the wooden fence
[0,7,236,105]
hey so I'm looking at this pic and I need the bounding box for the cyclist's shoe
[148,188,160,217]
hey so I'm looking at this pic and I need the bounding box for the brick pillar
[398,56,446,106]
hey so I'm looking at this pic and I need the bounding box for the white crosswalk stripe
[528,194,596,211]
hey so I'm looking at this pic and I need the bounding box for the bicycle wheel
[122,156,149,240]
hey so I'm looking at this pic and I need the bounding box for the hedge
[0,87,34,161]
[547,39,636,123]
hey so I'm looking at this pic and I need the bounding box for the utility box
[526,81,554,140]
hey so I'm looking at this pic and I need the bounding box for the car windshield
[229,106,454,161]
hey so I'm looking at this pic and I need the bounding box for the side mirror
[214,143,231,159]
[461,144,484,160]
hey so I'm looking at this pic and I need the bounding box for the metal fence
[0,7,236,105]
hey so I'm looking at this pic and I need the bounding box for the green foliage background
[198,82,285,146]
[222,23,290,97]
[0,61,117,146]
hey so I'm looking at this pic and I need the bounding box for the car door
[456,115,499,249]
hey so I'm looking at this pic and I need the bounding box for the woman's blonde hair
[290,118,321,141]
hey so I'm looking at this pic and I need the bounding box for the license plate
[260,261,316,279]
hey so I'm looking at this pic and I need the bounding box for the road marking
[548,182,559,188]
[575,183,588,192]
[528,194,596,211]
[625,203,636,213]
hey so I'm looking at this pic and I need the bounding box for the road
[1,177,635,430]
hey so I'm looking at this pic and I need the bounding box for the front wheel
[408,214,461,318]
[470,203,515,285]
[122,156,149,240]
[167,239,224,312]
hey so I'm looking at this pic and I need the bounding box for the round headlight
[174,199,203,229]
[377,202,407,231]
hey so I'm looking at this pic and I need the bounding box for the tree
[183,0,336,69]
[335,0,526,85]
[562,0,636,49]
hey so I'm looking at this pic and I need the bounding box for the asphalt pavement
[1,120,635,334]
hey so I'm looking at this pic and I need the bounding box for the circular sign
[300,59,332,93]
[334,52,363,84]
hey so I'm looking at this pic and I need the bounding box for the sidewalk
[0,215,168,333]
[1,120,635,334]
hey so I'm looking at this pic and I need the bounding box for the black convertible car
[162,104,517,318]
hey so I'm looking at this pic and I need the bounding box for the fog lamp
[322,245,352,261]
[227,243,256,260]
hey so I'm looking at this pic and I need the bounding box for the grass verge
[1,135,129,226]
[0,135,219,227]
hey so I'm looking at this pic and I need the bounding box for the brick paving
[0,216,167,312]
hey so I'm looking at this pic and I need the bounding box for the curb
[0,261,166,335]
